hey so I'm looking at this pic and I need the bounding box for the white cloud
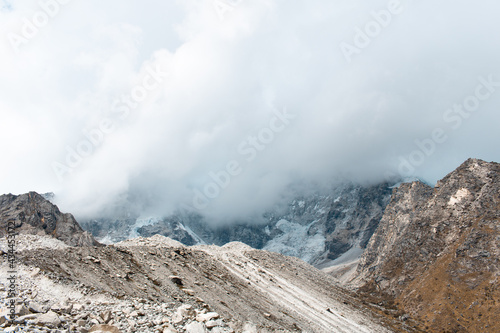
[1,0,500,220]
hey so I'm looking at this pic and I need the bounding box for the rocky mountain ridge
[351,158,500,333]
[0,192,99,247]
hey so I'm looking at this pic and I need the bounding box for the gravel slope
[0,235,410,332]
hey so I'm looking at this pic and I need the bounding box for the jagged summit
[0,192,100,247]
[436,158,499,188]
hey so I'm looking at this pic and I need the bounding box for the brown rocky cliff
[0,192,100,247]
[352,158,500,332]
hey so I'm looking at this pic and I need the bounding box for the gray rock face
[79,216,138,244]
[80,215,199,246]
[136,216,199,246]
[259,182,393,265]
[0,192,100,247]
[352,158,500,333]
[79,182,393,267]
[353,181,435,276]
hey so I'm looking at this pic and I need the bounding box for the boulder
[28,301,44,313]
[184,322,206,333]
[35,311,61,327]
[196,312,219,322]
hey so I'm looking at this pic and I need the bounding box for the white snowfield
[196,242,391,333]
[263,219,326,263]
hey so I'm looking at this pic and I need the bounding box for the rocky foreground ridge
[0,233,416,333]
[351,158,500,333]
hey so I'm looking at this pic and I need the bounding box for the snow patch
[128,217,162,239]
[97,234,115,245]
[177,223,205,245]
[263,219,325,263]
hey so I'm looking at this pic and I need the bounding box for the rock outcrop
[0,192,100,247]
[352,158,500,333]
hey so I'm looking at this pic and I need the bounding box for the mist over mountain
[1,0,500,221]
[78,179,395,268]
[1,158,497,332]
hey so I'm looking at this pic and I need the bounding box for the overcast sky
[1,0,500,220]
